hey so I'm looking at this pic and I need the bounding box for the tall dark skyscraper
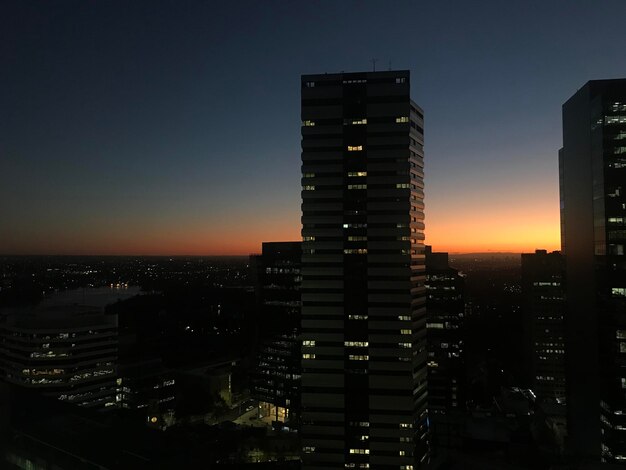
[300,70,428,469]
[424,246,465,415]
[251,241,302,427]
[560,79,626,463]
[520,250,566,401]
[424,246,465,456]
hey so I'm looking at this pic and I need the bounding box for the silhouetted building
[300,70,428,468]
[425,246,466,456]
[253,242,302,339]
[251,242,302,427]
[559,79,626,463]
[425,246,465,413]
[117,357,176,429]
[521,250,566,401]
[0,305,118,409]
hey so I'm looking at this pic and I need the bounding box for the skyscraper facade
[560,79,626,463]
[300,70,428,469]
[251,241,302,428]
[424,246,465,457]
[520,250,565,401]
[424,246,465,415]
[0,305,118,409]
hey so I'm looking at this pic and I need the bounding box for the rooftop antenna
[371,58,378,72]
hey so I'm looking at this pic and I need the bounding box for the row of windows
[347,248,414,255]
[301,354,416,362]
[300,115,422,128]
[346,118,367,125]
[303,77,408,88]
[606,115,626,125]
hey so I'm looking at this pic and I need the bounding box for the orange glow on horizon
[1,219,560,256]
[1,198,561,256]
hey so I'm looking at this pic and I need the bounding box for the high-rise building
[424,246,465,415]
[251,241,302,428]
[424,246,465,457]
[520,250,566,402]
[559,79,626,463]
[0,305,118,409]
[300,70,428,469]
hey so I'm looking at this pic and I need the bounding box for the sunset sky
[2,1,625,255]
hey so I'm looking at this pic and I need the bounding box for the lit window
[345,118,367,125]
[303,340,316,347]
[349,448,370,454]
[348,314,368,320]
[612,287,626,297]
[303,120,315,126]
[399,423,412,428]
[347,145,363,152]
[398,315,410,321]
[348,171,367,177]
[396,77,406,84]
[396,117,409,123]
[349,355,369,360]
[399,450,406,456]
[399,342,412,348]
[302,353,316,359]
[348,236,367,241]
[345,341,369,347]
[305,81,315,88]
[303,236,315,241]
[400,329,411,335]
[344,249,368,254]
[303,446,316,453]
[303,172,315,177]
[303,185,315,191]
[348,184,367,190]
[396,183,410,189]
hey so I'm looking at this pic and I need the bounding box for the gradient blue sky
[1,1,625,255]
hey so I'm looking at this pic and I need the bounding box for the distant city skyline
[2,1,625,255]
